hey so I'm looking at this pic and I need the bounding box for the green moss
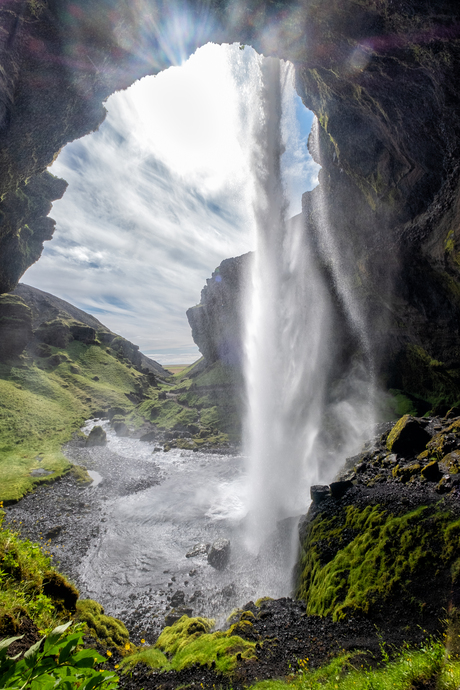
[122,615,256,675]
[386,413,411,451]
[0,511,78,632]
[390,344,460,413]
[297,504,460,620]
[76,599,129,650]
[445,229,455,254]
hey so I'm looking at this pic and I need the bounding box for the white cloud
[23,43,318,364]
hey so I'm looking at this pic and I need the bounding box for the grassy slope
[0,347,243,502]
[0,340,154,503]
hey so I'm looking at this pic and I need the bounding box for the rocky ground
[4,412,460,688]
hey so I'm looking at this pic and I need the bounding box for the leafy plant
[0,621,118,689]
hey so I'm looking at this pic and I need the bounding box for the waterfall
[242,60,376,570]
[243,58,332,556]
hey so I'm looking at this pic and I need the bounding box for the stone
[421,460,442,482]
[170,590,185,607]
[113,421,130,437]
[165,607,193,626]
[386,415,431,456]
[139,431,156,443]
[186,543,210,558]
[85,426,107,447]
[207,539,230,570]
[330,480,353,499]
[310,485,330,505]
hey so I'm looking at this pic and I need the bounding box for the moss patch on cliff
[297,503,460,621]
[390,344,460,414]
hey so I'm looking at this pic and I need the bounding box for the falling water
[243,61,377,574]
[243,59,332,558]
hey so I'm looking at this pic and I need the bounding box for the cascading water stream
[243,61,378,584]
[243,59,332,560]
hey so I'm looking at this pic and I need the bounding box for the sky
[23,43,319,365]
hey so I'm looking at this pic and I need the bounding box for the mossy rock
[391,462,421,482]
[386,415,430,455]
[297,503,460,621]
[76,599,129,650]
[42,570,78,613]
[440,452,460,474]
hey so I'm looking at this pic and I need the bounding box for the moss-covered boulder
[76,599,129,650]
[386,415,431,455]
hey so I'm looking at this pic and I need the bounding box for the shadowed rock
[85,426,107,447]
[207,539,230,570]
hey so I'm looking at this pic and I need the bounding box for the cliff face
[1,0,460,406]
[186,253,251,366]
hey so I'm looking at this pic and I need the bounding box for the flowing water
[73,420,299,638]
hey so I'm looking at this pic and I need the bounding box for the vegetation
[297,503,460,620]
[120,614,256,675]
[247,640,460,690]
[0,621,118,689]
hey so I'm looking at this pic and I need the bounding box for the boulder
[421,460,442,482]
[207,539,230,570]
[113,421,130,437]
[165,607,193,627]
[310,485,330,505]
[186,543,210,558]
[139,431,156,443]
[330,480,353,499]
[386,415,431,456]
[170,590,185,607]
[86,426,107,447]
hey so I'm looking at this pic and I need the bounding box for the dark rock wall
[186,253,251,365]
[1,0,460,403]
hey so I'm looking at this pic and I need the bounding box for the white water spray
[243,59,332,556]
[243,61,377,571]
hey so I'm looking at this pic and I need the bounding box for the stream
[62,420,301,640]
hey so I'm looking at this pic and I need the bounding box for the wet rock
[165,607,193,626]
[45,525,63,540]
[207,539,230,570]
[330,480,353,499]
[421,460,442,482]
[139,430,156,443]
[386,415,430,456]
[310,485,330,504]
[85,426,107,447]
[113,421,130,437]
[186,543,210,558]
[222,583,237,598]
[170,590,185,607]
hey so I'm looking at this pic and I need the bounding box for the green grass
[0,340,155,503]
[248,641,456,690]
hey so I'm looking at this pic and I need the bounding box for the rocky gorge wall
[0,0,460,408]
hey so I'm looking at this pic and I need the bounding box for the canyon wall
[1,0,460,406]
